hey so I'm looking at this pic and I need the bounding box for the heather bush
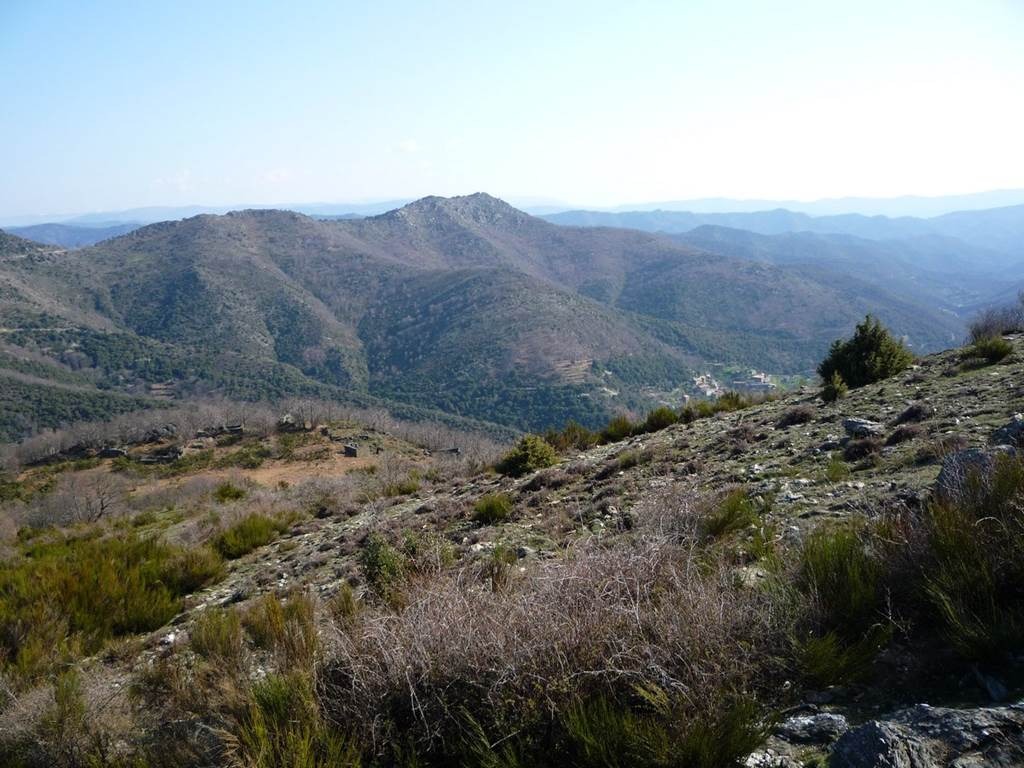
[358,532,407,602]
[638,406,679,434]
[843,436,883,462]
[495,434,558,477]
[213,513,288,559]
[599,415,637,444]
[776,405,814,428]
[796,526,889,685]
[886,424,923,446]
[0,532,222,684]
[472,493,514,525]
[191,607,245,670]
[962,335,1013,365]
[701,489,760,539]
[894,402,933,424]
[967,293,1024,342]
[915,454,1024,660]
[544,421,598,452]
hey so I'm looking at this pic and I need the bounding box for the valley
[4,193,1006,442]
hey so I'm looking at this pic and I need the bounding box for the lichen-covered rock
[936,446,1017,502]
[992,413,1024,447]
[830,703,1024,768]
[843,418,885,438]
[744,750,802,768]
[775,711,849,744]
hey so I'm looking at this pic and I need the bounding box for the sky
[1,0,1023,217]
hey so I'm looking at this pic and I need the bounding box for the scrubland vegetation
[967,291,1024,343]
[0,318,1021,766]
[4,446,1020,767]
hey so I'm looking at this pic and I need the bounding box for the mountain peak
[379,193,531,227]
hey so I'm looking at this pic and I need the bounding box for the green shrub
[214,514,287,559]
[381,474,421,497]
[219,444,273,470]
[962,336,1013,365]
[131,510,159,527]
[818,315,914,389]
[160,545,225,594]
[701,490,759,539]
[402,530,457,572]
[496,434,558,477]
[484,544,517,593]
[820,371,848,403]
[677,392,768,426]
[242,591,319,670]
[617,449,651,471]
[473,493,514,525]
[824,454,851,482]
[672,698,769,768]
[968,297,1024,342]
[639,406,678,434]
[715,391,751,412]
[191,608,244,669]
[545,421,598,452]
[562,695,672,767]
[328,583,360,623]
[0,533,220,684]
[38,667,87,749]
[796,628,888,687]
[797,526,888,684]
[600,415,637,444]
[919,455,1024,660]
[561,695,766,768]
[800,526,882,636]
[233,672,359,768]
[358,532,407,600]
[213,482,246,503]
[679,401,715,424]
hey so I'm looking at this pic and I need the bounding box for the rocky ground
[1,336,1023,765]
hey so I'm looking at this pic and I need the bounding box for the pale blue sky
[1,0,1022,217]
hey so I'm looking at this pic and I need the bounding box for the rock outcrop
[829,703,1024,768]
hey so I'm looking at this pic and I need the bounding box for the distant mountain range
[594,188,1024,217]
[1,194,982,440]
[544,205,1024,253]
[6,188,1023,229]
[5,222,143,249]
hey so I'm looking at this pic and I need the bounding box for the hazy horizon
[5,186,1024,228]
[2,1,1022,218]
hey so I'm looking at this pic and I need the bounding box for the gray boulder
[775,712,849,744]
[744,751,802,768]
[843,418,884,438]
[830,703,1024,768]
[936,446,1017,502]
[992,413,1024,447]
